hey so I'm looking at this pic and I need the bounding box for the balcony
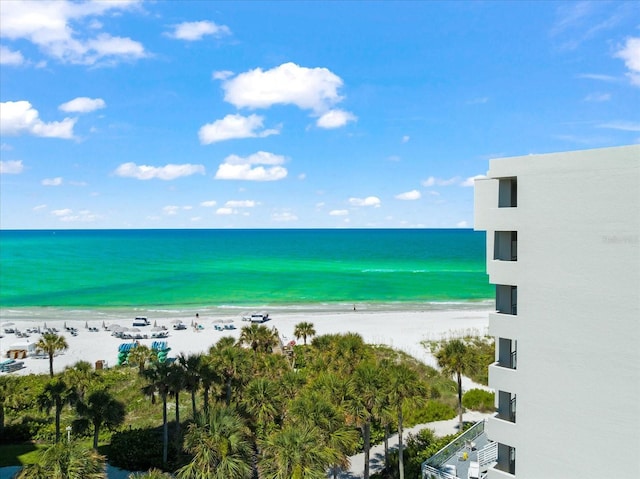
[489,363,518,393]
[497,338,516,370]
[495,285,517,315]
[489,312,519,339]
[494,231,517,261]
[496,391,516,423]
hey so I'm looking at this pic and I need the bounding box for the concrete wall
[475,145,640,479]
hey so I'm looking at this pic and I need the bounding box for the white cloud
[316,109,357,129]
[225,200,257,208]
[1,101,76,139]
[167,21,231,41]
[224,151,286,166]
[598,121,640,132]
[329,209,349,216]
[222,62,345,113]
[199,114,280,144]
[52,208,73,217]
[215,151,288,181]
[33,204,47,211]
[461,174,487,187]
[272,211,298,222]
[577,73,619,82]
[59,97,105,113]
[200,200,217,207]
[0,160,24,174]
[421,176,461,187]
[212,70,234,80]
[401,135,410,143]
[457,221,469,228]
[0,0,146,65]
[615,37,640,86]
[349,196,381,207]
[215,163,287,181]
[42,177,63,186]
[583,92,611,102]
[0,45,24,65]
[298,173,306,180]
[216,207,234,215]
[163,205,179,216]
[114,162,205,180]
[395,190,421,200]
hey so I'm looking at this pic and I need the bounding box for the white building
[474,145,640,479]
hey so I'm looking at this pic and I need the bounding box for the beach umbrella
[214,319,223,323]
[64,322,67,329]
[102,321,106,329]
[130,328,140,333]
[85,321,89,329]
[43,322,47,329]
[151,326,163,332]
[107,324,121,331]
[153,320,157,327]
[222,319,233,323]
[4,322,14,327]
[171,319,182,324]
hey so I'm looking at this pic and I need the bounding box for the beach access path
[340,411,493,478]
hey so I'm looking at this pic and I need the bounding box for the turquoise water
[0,229,490,310]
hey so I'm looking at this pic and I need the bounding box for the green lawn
[0,443,46,467]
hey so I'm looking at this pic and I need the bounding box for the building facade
[474,145,640,479]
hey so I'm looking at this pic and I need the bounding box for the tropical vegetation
[1,322,489,478]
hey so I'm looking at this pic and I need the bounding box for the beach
[0,305,491,376]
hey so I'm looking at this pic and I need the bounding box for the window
[498,178,517,207]
[494,231,518,261]
[496,285,517,315]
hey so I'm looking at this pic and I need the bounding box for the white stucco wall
[475,145,640,479]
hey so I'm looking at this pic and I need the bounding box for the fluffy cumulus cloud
[215,151,288,181]
[0,101,76,139]
[461,175,487,187]
[0,45,24,65]
[51,208,98,222]
[199,114,280,144]
[316,109,357,129]
[114,162,205,180]
[272,211,298,222]
[0,0,146,65]
[200,200,217,207]
[221,62,348,114]
[349,196,381,207]
[615,37,640,86]
[59,97,105,113]
[0,160,24,174]
[395,190,421,200]
[167,21,231,41]
[422,176,460,187]
[42,177,63,186]
[329,209,349,216]
[225,200,257,208]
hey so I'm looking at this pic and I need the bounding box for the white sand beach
[0,306,491,376]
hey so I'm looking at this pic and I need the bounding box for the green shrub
[109,428,174,471]
[404,400,456,425]
[462,389,495,412]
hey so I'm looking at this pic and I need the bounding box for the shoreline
[1,304,493,376]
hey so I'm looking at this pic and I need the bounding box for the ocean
[0,229,491,320]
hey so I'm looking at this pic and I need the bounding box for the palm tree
[63,361,96,403]
[239,323,279,353]
[36,332,69,377]
[142,362,174,465]
[0,375,18,436]
[17,440,106,479]
[74,389,126,449]
[197,355,219,417]
[127,344,154,374]
[38,378,73,443]
[387,363,427,479]
[293,322,316,346]
[209,343,251,406]
[179,353,202,419]
[128,469,174,479]
[289,391,358,479]
[241,377,282,440]
[258,423,340,479]
[348,361,384,479]
[176,406,252,479]
[167,363,185,435]
[434,339,469,432]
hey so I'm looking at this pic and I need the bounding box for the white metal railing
[423,419,486,469]
[478,441,498,470]
[422,464,458,479]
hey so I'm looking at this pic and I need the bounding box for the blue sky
[1,0,638,229]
